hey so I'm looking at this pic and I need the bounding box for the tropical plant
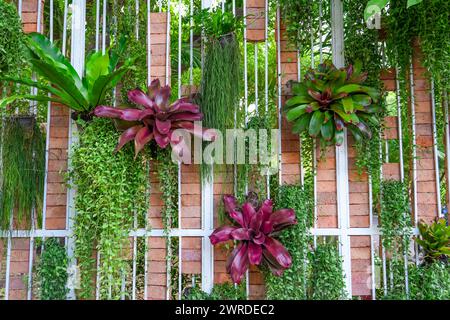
[416,218,450,264]
[284,61,381,146]
[183,282,246,300]
[0,33,135,117]
[94,78,215,157]
[0,117,45,229]
[36,238,69,300]
[209,194,297,284]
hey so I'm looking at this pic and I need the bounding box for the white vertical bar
[95,0,100,52]
[26,209,36,300]
[136,0,140,40]
[410,63,418,228]
[189,0,193,85]
[243,0,248,124]
[50,0,54,42]
[276,4,282,186]
[331,0,352,299]
[254,45,258,116]
[4,215,13,300]
[102,0,107,54]
[132,213,137,300]
[144,1,151,300]
[67,0,86,300]
[177,2,182,294]
[62,0,68,54]
[445,93,450,210]
[201,169,214,293]
[18,0,22,17]
[264,0,270,199]
[165,0,171,86]
[430,79,442,217]
[96,252,101,299]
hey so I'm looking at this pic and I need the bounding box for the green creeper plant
[265,184,313,300]
[0,0,26,76]
[309,240,347,300]
[183,282,246,300]
[69,118,149,299]
[36,238,69,300]
[380,180,412,252]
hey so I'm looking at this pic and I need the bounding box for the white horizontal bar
[1,227,419,238]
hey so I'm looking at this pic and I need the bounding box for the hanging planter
[284,61,381,146]
[246,0,266,42]
[209,193,297,284]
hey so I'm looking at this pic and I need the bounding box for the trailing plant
[277,0,331,55]
[416,218,450,264]
[0,0,26,76]
[209,193,297,284]
[94,79,215,157]
[284,61,381,146]
[364,0,424,22]
[183,282,246,300]
[382,261,450,300]
[344,0,384,191]
[265,184,313,300]
[385,0,450,90]
[0,33,135,117]
[197,8,241,136]
[309,240,347,300]
[380,180,411,252]
[69,118,149,299]
[36,238,69,300]
[0,117,45,229]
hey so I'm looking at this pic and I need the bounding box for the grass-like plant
[0,118,45,229]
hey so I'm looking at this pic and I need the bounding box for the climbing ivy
[183,282,246,300]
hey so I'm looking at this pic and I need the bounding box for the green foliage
[183,282,246,300]
[386,0,450,89]
[0,117,45,229]
[36,238,69,300]
[382,261,450,300]
[156,148,179,231]
[285,61,381,146]
[265,184,313,300]
[0,33,135,114]
[309,240,347,300]
[69,118,149,299]
[380,180,411,252]
[278,0,331,54]
[192,8,243,40]
[416,219,450,264]
[0,0,26,75]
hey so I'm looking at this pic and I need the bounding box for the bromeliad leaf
[283,61,381,145]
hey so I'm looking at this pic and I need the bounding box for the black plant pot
[71,111,94,123]
[6,115,36,131]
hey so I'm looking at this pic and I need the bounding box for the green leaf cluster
[416,219,450,264]
[183,282,246,300]
[69,118,149,299]
[36,238,69,300]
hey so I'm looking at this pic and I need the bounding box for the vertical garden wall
[0,0,449,301]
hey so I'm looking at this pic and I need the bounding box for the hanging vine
[70,118,149,299]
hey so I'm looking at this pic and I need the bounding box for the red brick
[317,216,338,228]
[148,248,166,261]
[46,206,66,219]
[182,261,201,274]
[247,29,265,42]
[147,273,167,286]
[147,285,166,300]
[45,217,66,230]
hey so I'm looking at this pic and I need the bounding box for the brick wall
[411,39,440,223]
[246,0,265,42]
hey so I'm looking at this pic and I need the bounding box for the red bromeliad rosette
[93,79,215,157]
[209,194,297,284]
